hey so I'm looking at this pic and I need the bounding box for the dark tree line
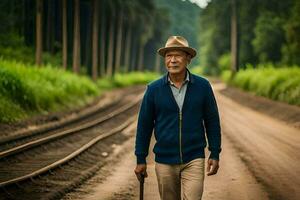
[0,0,171,79]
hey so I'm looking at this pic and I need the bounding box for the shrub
[223,64,300,106]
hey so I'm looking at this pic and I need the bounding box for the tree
[106,3,115,77]
[92,0,100,80]
[115,1,124,73]
[237,0,260,67]
[252,11,285,63]
[46,0,54,53]
[282,0,300,65]
[62,0,67,69]
[114,4,124,74]
[99,0,107,76]
[144,7,171,72]
[136,0,155,71]
[198,0,231,75]
[83,2,92,71]
[123,24,132,72]
[123,0,138,73]
[72,0,81,73]
[35,0,43,66]
[231,0,239,73]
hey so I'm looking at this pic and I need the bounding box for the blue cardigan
[135,71,221,164]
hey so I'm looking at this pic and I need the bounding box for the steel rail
[0,87,144,145]
[0,115,137,188]
[0,94,142,159]
[0,96,122,145]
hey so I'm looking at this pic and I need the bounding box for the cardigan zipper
[179,111,183,163]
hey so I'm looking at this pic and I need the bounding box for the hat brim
[157,46,197,58]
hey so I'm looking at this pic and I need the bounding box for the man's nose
[170,56,177,62]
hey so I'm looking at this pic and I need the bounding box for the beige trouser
[155,158,205,200]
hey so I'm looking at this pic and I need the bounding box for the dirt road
[214,83,300,200]
[63,83,300,200]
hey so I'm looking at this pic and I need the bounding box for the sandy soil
[61,121,160,200]
[214,83,300,200]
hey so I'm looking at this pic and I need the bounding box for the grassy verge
[97,72,159,89]
[221,65,300,106]
[0,58,159,123]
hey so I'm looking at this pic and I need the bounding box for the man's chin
[167,68,183,74]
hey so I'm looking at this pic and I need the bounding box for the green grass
[97,71,160,89]
[0,94,26,122]
[221,65,300,106]
[0,58,159,123]
[0,58,99,123]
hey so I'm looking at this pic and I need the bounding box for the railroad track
[0,86,144,152]
[0,88,144,200]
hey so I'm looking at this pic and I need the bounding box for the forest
[0,0,172,78]
[0,0,299,123]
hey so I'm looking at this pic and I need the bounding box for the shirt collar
[163,68,194,85]
[167,70,190,85]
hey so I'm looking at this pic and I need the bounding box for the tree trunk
[84,8,92,71]
[137,42,145,71]
[106,16,115,77]
[124,25,132,73]
[231,0,239,74]
[35,0,43,66]
[72,0,81,73]
[92,0,100,80]
[62,0,67,69]
[155,53,161,73]
[99,9,106,77]
[130,36,138,72]
[114,9,124,74]
[46,0,54,53]
[24,0,34,46]
[21,0,25,36]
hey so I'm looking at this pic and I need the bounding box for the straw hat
[157,36,197,58]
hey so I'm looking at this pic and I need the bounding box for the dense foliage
[199,0,300,75]
[222,66,300,106]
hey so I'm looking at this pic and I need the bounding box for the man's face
[164,50,191,75]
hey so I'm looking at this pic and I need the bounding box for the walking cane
[139,174,145,200]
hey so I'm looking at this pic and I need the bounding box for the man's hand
[134,164,148,182]
[206,159,219,176]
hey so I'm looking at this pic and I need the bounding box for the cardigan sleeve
[203,81,222,160]
[135,85,155,164]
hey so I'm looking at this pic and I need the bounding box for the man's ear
[186,54,192,64]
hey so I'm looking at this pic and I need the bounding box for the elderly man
[134,36,221,200]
